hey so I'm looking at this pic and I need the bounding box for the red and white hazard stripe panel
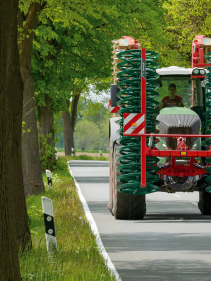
[123,113,146,136]
[110,106,120,113]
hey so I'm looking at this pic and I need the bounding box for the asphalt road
[70,160,211,281]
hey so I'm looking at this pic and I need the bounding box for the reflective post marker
[46,169,52,188]
[41,196,57,253]
[141,48,146,187]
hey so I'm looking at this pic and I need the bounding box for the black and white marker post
[41,196,57,253]
[46,169,52,188]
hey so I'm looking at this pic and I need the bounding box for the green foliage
[78,99,109,125]
[75,91,110,150]
[22,121,31,133]
[29,0,172,113]
[54,87,110,150]
[163,0,211,66]
[53,156,70,174]
[31,1,119,113]
[20,0,176,163]
[39,133,58,170]
[74,120,100,151]
[27,206,43,235]
[98,121,109,150]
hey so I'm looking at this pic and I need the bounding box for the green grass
[19,157,115,281]
[56,147,65,152]
[66,155,109,161]
[56,148,109,154]
[75,149,109,154]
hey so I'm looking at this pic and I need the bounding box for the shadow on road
[114,259,211,281]
[86,200,211,222]
[141,213,211,222]
[76,176,109,183]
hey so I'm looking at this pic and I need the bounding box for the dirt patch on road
[57,152,109,158]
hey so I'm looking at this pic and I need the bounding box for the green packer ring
[115,49,160,195]
[205,187,211,193]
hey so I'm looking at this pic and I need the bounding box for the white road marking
[173,194,181,197]
[67,160,109,163]
[68,165,122,281]
[191,202,198,206]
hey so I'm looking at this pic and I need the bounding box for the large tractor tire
[107,138,114,215]
[198,190,211,215]
[111,144,146,220]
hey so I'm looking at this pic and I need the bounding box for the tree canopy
[30,0,171,112]
[164,0,211,66]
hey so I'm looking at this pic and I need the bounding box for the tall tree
[33,19,70,166]
[62,80,89,155]
[60,0,171,153]
[30,0,170,162]
[62,95,80,155]
[62,78,110,154]
[0,0,29,279]
[18,1,46,197]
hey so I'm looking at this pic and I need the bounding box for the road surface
[69,160,211,281]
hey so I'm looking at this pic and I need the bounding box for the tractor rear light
[193,68,199,74]
[200,69,206,75]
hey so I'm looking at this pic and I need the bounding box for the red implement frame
[192,35,211,67]
[138,48,211,187]
[121,47,211,187]
[141,49,146,187]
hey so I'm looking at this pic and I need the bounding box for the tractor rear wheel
[198,190,211,215]
[112,144,146,220]
[107,138,114,215]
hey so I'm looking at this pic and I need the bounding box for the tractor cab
[155,66,210,192]
[156,66,208,150]
[156,66,207,114]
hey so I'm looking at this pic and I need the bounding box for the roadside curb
[68,163,122,281]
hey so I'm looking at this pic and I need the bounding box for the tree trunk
[71,93,80,131]
[62,100,74,155]
[38,94,55,171]
[62,93,80,155]
[18,3,45,197]
[0,0,25,279]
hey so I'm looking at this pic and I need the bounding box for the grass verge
[65,155,109,161]
[19,157,115,281]
[56,148,109,154]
